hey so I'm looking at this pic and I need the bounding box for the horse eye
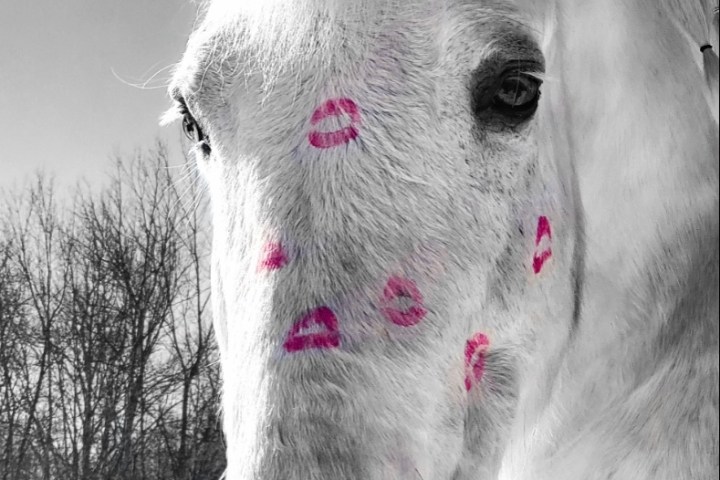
[491,72,541,117]
[182,114,206,143]
[471,64,543,125]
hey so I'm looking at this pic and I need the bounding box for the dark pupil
[495,76,536,108]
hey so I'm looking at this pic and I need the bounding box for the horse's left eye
[182,113,206,144]
[491,72,541,117]
[471,64,543,124]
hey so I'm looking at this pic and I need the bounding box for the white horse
[164,1,719,479]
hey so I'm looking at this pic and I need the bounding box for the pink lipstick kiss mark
[259,242,288,271]
[380,275,427,327]
[532,215,553,274]
[308,98,361,149]
[283,306,341,353]
[464,333,490,392]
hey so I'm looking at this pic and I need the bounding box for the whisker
[110,63,176,91]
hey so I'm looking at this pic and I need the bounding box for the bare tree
[0,230,31,479]
[0,145,225,480]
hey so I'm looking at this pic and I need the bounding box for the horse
[163,1,719,478]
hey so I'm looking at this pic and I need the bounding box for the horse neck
[495,4,719,476]
[541,0,718,432]
[556,0,717,320]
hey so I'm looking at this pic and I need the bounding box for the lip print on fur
[258,241,288,271]
[380,276,427,327]
[532,215,553,274]
[308,98,361,149]
[283,306,341,352]
[464,333,490,392]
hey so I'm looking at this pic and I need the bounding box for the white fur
[166,1,719,479]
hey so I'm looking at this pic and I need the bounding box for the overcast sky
[0,0,199,193]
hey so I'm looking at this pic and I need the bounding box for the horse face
[167,1,576,478]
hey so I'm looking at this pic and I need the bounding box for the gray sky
[0,0,199,193]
